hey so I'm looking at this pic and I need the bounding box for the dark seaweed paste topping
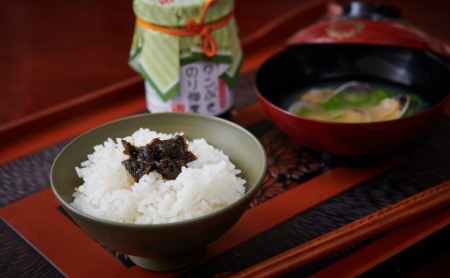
[121,135,197,181]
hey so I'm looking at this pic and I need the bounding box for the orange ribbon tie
[137,0,231,57]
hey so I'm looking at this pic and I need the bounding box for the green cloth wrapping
[129,0,243,101]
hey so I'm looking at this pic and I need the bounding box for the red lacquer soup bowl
[255,2,450,156]
[256,45,450,155]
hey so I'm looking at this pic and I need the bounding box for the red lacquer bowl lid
[287,1,449,59]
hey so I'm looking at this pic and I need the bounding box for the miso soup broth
[283,80,428,123]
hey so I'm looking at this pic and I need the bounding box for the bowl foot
[129,249,204,272]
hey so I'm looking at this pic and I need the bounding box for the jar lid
[287,1,449,58]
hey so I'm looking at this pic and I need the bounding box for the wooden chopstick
[229,180,450,278]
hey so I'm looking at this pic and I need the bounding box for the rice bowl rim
[50,112,267,228]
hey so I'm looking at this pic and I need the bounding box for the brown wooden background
[1,0,449,128]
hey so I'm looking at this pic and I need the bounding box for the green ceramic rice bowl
[50,113,267,271]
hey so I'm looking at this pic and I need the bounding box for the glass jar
[129,0,243,117]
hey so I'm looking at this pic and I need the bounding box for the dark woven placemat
[178,116,450,277]
[0,141,68,207]
[1,115,448,277]
[0,218,64,278]
[1,69,449,276]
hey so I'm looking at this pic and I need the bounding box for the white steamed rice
[71,128,246,224]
